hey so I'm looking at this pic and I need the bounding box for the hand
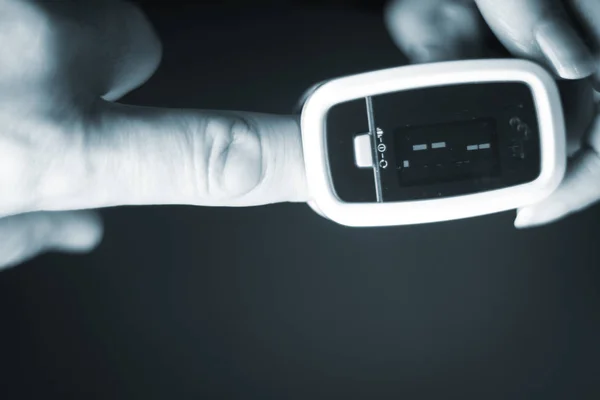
[385,0,600,228]
[0,0,308,270]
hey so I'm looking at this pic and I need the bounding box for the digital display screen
[326,82,541,203]
[393,118,501,187]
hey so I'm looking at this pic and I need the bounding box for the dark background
[1,2,600,399]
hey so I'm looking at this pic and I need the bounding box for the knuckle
[0,138,44,214]
[200,115,263,200]
[0,116,80,214]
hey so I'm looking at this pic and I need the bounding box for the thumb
[515,115,600,228]
[475,0,596,79]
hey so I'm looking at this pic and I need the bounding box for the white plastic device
[300,59,566,227]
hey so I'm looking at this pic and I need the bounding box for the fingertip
[101,1,163,102]
[534,17,596,80]
[385,0,485,64]
[383,0,413,54]
[514,208,533,229]
[49,210,104,253]
[514,204,568,229]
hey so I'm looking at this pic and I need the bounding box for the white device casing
[300,59,566,227]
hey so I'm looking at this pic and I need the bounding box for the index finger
[23,104,309,214]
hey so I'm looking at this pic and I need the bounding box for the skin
[1,0,599,269]
[0,0,307,268]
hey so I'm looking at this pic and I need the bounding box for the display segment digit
[393,118,500,187]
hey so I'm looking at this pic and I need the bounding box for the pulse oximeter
[300,59,566,227]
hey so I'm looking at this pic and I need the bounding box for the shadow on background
[0,3,599,399]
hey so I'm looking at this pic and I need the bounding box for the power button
[353,133,373,168]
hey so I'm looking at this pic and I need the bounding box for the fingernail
[535,18,596,80]
[514,203,569,229]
